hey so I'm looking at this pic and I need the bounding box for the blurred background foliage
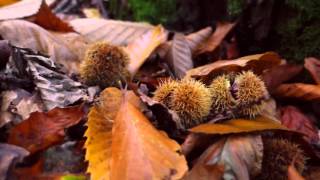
[107,0,320,63]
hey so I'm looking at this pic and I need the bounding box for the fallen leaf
[184,135,263,180]
[304,57,320,84]
[8,105,84,154]
[0,143,29,180]
[110,97,188,179]
[125,25,167,76]
[0,0,73,32]
[0,40,11,67]
[166,33,194,78]
[70,18,153,45]
[280,106,319,144]
[288,164,305,180]
[0,89,43,128]
[195,22,236,55]
[0,0,18,7]
[85,88,122,180]
[0,20,87,74]
[9,46,96,110]
[82,8,102,18]
[274,83,320,101]
[185,52,281,83]
[190,116,288,134]
[262,64,303,93]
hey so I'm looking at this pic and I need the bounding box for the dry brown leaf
[0,20,87,74]
[304,57,320,84]
[190,116,288,134]
[195,22,236,55]
[185,52,281,83]
[166,33,193,78]
[110,98,188,179]
[288,164,305,180]
[70,18,153,45]
[262,64,303,92]
[8,105,84,154]
[0,0,73,32]
[125,25,167,76]
[184,135,263,180]
[274,83,320,101]
[280,106,319,143]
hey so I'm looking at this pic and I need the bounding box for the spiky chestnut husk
[170,79,213,128]
[80,42,130,88]
[153,79,179,107]
[209,75,236,113]
[258,138,306,180]
[234,71,268,117]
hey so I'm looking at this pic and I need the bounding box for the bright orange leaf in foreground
[110,98,188,179]
[8,105,84,154]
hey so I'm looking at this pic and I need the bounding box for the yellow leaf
[190,116,289,134]
[0,0,18,7]
[110,99,188,179]
[84,87,122,180]
[125,25,167,76]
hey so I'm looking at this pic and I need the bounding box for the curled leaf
[274,83,320,101]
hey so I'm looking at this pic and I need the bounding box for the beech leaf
[304,57,320,84]
[110,97,188,179]
[190,116,289,134]
[274,83,320,101]
[184,135,263,180]
[8,105,84,154]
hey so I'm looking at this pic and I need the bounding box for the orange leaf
[0,0,18,7]
[195,22,236,55]
[190,116,289,134]
[288,164,305,180]
[0,0,73,32]
[8,105,84,154]
[274,83,320,101]
[110,99,188,179]
[304,57,320,84]
[125,25,167,76]
[185,52,281,83]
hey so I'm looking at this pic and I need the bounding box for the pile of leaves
[0,0,320,180]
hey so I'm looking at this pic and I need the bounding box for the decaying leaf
[166,33,194,79]
[125,25,167,76]
[190,116,288,134]
[70,18,153,45]
[262,64,303,92]
[85,88,122,180]
[0,143,29,180]
[195,22,236,55]
[0,89,43,128]
[280,106,319,144]
[8,105,84,154]
[184,135,263,180]
[8,46,96,110]
[110,97,188,179]
[0,0,73,32]
[185,52,281,83]
[304,57,320,84]
[274,83,320,101]
[0,20,87,74]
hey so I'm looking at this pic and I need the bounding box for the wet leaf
[8,105,84,154]
[195,22,236,55]
[0,0,73,32]
[280,106,319,144]
[304,57,320,84]
[186,52,281,83]
[0,143,29,180]
[262,64,303,93]
[126,25,167,76]
[70,18,154,45]
[184,135,263,180]
[274,83,320,101]
[0,20,87,74]
[110,97,188,179]
[190,116,288,134]
[166,33,193,79]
